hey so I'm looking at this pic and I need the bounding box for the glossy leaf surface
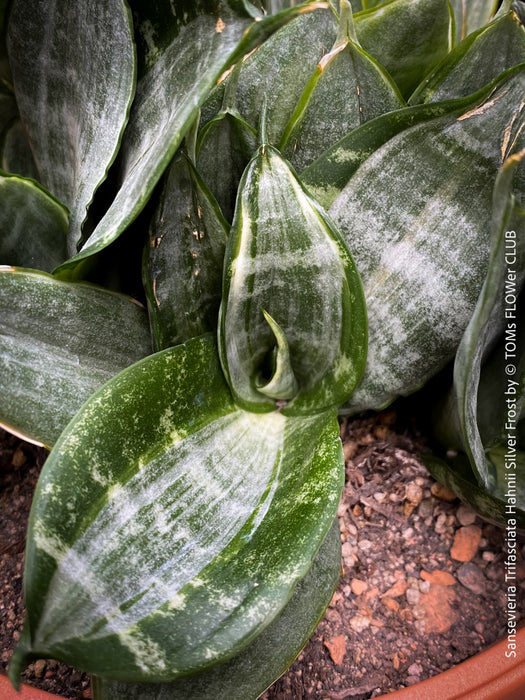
[92,521,340,700]
[11,335,343,683]
[354,0,453,97]
[219,144,367,415]
[280,0,404,171]
[0,173,68,272]
[56,2,325,276]
[144,151,228,350]
[329,68,525,413]
[0,268,152,448]
[410,9,525,104]
[7,0,136,254]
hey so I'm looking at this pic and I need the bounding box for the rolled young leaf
[91,520,341,700]
[279,0,404,172]
[329,66,525,413]
[0,172,68,272]
[10,334,344,684]
[0,268,152,448]
[353,0,453,97]
[54,1,328,277]
[7,0,137,255]
[409,6,525,105]
[219,142,367,415]
[144,150,229,351]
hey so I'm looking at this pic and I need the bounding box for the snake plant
[0,0,523,697]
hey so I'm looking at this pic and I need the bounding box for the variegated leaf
[10,334,343,684]
[55,2,326,277]
[144,150,228,350]
[449,0,498,44]
[354,0,453,97]
[329,67,525,413]
[279,0,404,171]
[0,172,68,272]
[91,521,341,700]
[7,0,136,255]
[219,143,367,415]
[409,7,525,104]
[0,268,152,448]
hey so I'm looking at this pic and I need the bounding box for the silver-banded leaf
[353,0,453,97]
[10,334,343,683]
[230,4,338,145]
[450,0,498,44]
[54,2,325,277]
[196,108,258,222]
[1,118,39,180]
[301,80,509,209]
[219,144,367,415]
[330,67,525,414]
[144,150,228,351]
[7,0,136,255]
[0,268,152,448]
[409,8,525,105]
[434,151,525,489]
[91,520,341,700]
[279,0,404,172]
[0,173,68,272]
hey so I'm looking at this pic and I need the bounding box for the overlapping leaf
[0,173,68,272]
[450,0,498,44]
[410,6,525,104]
[1,118,39,180]
[0,268,152,447]
[10,334,343,684]
[7,0,137,255]
[327,67,525,413]
[219,143,367,415]
[91,521,340,700]
[55,1,326,276]
[353,0,453,97]
[144,150,228,350]
[279,0,404,171]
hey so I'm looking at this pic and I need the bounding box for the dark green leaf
[144,151,228,350]
[10,335,343,683]
[354,0,453,97]
[91,520,340,700]
[0,268,152,448]
[1,118,39,180]
[409,7,525,104]
[0,172,68,271]
[279,0,404,171]
[219,143,367,414]
[7,0,137,254]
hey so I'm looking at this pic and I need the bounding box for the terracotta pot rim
[2,627,525,699]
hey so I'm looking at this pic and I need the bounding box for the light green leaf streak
[354,0,453,97]
[91,521,340,700]
[55,2,325,277]
[410,9,525,104]
[0,173,68,272]
[12,335,343,682]
[280,0,404,171]
[219,144,367,414]
[331,69,525,413]
[144,151,228,351]
[0,268,152,448]
[7,0,137,255]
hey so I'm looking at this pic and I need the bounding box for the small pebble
[405,482,423,506]
[457,562,486,595]
[406,588,420,605]
[407,663,423,676]
[456,503,477,526]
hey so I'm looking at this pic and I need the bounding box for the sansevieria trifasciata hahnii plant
[0,0,524,697]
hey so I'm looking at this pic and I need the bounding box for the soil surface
[1,411,524,699]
